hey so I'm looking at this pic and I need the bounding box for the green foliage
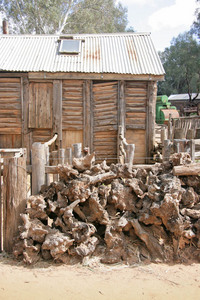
[0,0,129,34]
[158,32,200,99]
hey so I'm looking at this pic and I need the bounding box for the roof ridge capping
[0,32,151,38]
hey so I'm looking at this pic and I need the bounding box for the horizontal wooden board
[0,78,22,136]
[0,134,21,148]
[62,80,83,131]
[125,81,147,130]
[32,129,52,143]
[93,81,118,163]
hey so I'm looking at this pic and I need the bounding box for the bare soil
[0,254,200,300]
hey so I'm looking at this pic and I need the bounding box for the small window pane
[59,40,80,54]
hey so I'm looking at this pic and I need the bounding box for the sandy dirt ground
[0,254,200,300]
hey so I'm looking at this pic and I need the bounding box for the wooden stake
[3,154,27,252]
[73,143,82,158]
[31,143,46,195]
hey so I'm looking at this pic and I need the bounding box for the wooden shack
[0,33,165,164]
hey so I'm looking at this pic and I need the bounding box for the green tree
[158,32,200,101]
[0,0,129,34]
[66,0,128,33]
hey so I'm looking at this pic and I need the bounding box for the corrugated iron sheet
[0,33,165,75]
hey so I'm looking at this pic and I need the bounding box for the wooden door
[92,81,118,163]
[125,81,147,163]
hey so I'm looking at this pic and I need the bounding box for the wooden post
[146,81,157,163]
[45,146,50,186]
[189,139,195,162]
[83,80,92,150]
[161,127,168,147]
[125,144,135,170]
[163,139,172,162]
[3,154,27,252]
[66,148,72,165]
[73,143,82,158]
[59,148,65,164]
[51,150,59,181]
[118,81,125,162]
[31,143,46,195]
[53,80,62,149]
[168,114,173,141]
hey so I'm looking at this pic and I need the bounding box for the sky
[120,0,199,51]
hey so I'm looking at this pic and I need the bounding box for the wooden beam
[83,80,92,150]
[28,72,164,82]
[53,80,62,149]
[147,81,157,162]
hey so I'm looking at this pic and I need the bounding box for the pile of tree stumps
[13,152,200,265]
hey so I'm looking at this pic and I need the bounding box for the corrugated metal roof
[0,33,165,75]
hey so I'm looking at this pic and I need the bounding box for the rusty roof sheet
[0,33,165,75]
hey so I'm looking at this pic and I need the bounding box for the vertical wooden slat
[53,80,62,148]
[83,80,92,150]
[147,81,157,162]
[3,154,27,252]
[118,81,125,161]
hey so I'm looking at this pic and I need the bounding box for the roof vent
[59,39,81,54]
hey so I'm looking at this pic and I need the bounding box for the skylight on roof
[59,39,80,54]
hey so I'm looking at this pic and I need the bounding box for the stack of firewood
[13,152,200,264]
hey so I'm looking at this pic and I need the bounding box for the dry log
[131,219,165,260]
[26,195,48,220]
[151,194,184,237]
[170,152,192,166]
[173,163,200,176]
[42,229,74,259]
[20,214,49,243]
[110,179,137,212]
[181,208,200,219]
[72,152,95,171]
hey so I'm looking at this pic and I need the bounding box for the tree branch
[57,0,74,35]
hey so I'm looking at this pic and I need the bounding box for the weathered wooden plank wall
[0,78,22,148]
[62,80,84,149]
[125,81,148,163]
[0,75,157,164]
[92,81,118,163]
[29,82,53,128]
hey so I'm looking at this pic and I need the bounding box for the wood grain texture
[62,80,84,131]
[3,155,27,252]
[29,82,53,129]
[93,81,118,163]
[0,78,22,135]
[126,129,146,164]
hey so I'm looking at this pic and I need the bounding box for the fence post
[189,139,195,162]
[163,139,172,162]
[125,144,135,171]
[32,142,46,195]
[66,148,72,165]
[73,143,82,158]
[3,154,27,252]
